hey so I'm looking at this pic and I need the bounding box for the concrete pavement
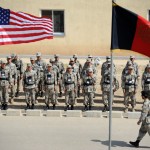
[0,117,149,150]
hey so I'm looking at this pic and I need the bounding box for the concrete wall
[0,0,150,56]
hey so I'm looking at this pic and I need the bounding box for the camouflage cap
[106,56,111,59]
[86,58,92,63]
[27,63,32,67]
[36,52,41,57]
[128,66,133,70]
[1,60,7,64]
[73,54,77,58]
[88,68,93,72]
[7,55,11,59]
[54,54,59,57]
[70,58,74,61]
[130,55,135,59]
[88,54,93,58]
[50,58,55,63]
[47,63,52,67]
[67,65,72,68]
[30,57,35,60]
[11,53,16,57]
[127,61,132,65]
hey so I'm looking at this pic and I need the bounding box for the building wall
[0,0,150,56]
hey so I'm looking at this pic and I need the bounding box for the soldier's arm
[22,72,26,90]
[141,74,145,90]
[20,60,24,75]
[138,101,149,124]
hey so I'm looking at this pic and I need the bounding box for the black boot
[64,105,69,111]
[59,92,62,97]
[15,91,19,97]
[31,104,35,109]
[83,105,88,111]
[71,105,74,110]
[102,105,107,112]
[129,140,140,147]
[25,103,30,110]
[1,104,5,110]
[53,104,56,110]
[41,91,44,97]
[89,105,92,110]
[106,106,110,111]
[4,104,8,110]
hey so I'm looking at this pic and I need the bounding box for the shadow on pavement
[91,139,132,148]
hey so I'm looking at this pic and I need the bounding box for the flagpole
[109,0,115,150]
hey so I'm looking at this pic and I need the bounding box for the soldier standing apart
[122,66,138,112]
[12,54,24,97]
[44,63,57,110]
[23,64,38,109]
[142,64,150,100]
[100,71,119,112]
[63,65,77,111]
[35,52,46,97]
[82,68,96,111]
[54,54,65,97]
[6,56,17,103]
[0,60,11,110]
[129,91,150,148]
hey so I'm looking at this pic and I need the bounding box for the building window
[41,10,64,36]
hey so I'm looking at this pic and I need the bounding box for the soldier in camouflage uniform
[129,91,150,148]
[101,56,116,77]
[100,70,119,112]
[44,63,57,110]
[0,60,11,110]
[142,64,150,100]
[63,65,77,111]
[12,54,24,97]
[73,54,82,76]
[22,64,38,109]
[122,66,138,112]
[6,56,17,103]
[54,54,65,97]
[82,68,96,111]
[81,59,96,78]
[35,52,46,97]
[129,56,140,78]
[69,58,80,98]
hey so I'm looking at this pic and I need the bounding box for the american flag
[0,7,53,45]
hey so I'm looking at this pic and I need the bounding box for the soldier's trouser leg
[0,88,2,104]
[130,92,136,108]
[10,82,16,99]
[50,89,56,105]
[89,92,94,106]
[69,90,75,106]
[102,91,109,106]
[45,89,50,105]
[84,92,89,106]
[65,91,69,106]
[137,123,150,141]
[30,88,36,104]
[59,79,63,93]
[25,89,30,104]
[38,78,44,93]
[124,91,130,108]
[16,75,21,93]
[3,86,9,104]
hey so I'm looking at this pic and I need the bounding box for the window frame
[40,9,65,37]
[147,9,150,21]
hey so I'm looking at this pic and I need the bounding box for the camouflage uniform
[73,54,82,75]
[69,58,81,98]
[100,72,119,112]
[44,64,57,109]
[122,66,138,112]
[129,91,150,147]
[54,54,65,97]
[63,65,77,110]
[12,54,24,97]
[82,68,96,111]
[6,56,17,103]
[35,52,46,97]
[142,65,150,99]
[101,56,116,77]
[22,64,38,109]
[0,61,11,110]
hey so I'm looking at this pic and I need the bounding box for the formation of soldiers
[0,53,149,113]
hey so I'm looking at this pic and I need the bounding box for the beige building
[0,0,150,56]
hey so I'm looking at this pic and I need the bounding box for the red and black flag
[111,3,150,57]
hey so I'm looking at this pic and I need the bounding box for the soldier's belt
[65,82,74,85]
[84,83,93,86]
[104,82,110,84]
[40,70,44,72]
[12,74,15,78]
[45,82,54,85]
[0,78,8,81]
[125,83,135,86]
[145,81,150,84]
